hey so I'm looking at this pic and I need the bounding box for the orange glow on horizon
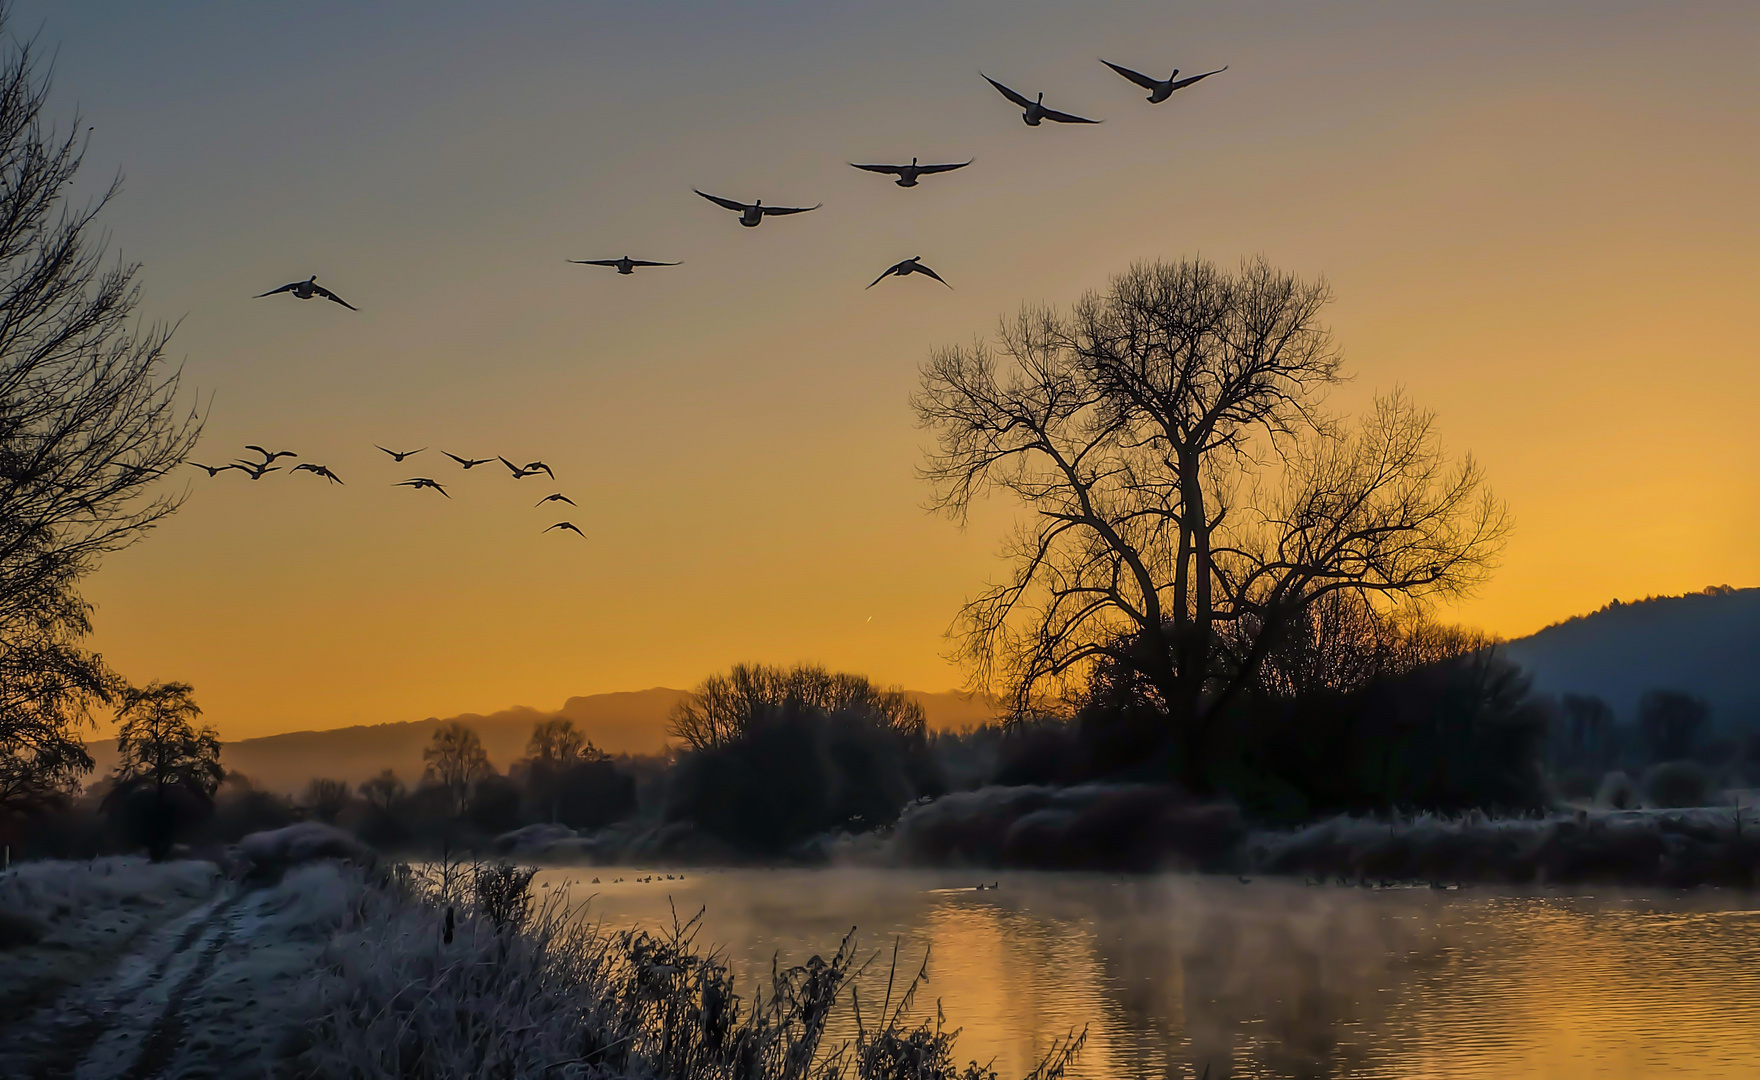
[18,1,1751,740]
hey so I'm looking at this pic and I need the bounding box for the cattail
[443,905,455,945]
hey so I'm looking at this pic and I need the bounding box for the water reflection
[532,868,1760,1079]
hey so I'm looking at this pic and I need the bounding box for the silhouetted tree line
[925,595,1551,821]
[663,664,942,855]
[1545,686,1760,810]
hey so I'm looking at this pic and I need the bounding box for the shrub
[471,861,537,932]
[1643,761,1714,809]
[1553,768,1598,802]
[546,759,638,829]
[666,686,935,855]
[1597,770,1637,810]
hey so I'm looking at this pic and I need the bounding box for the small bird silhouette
[868,257,950,289]
[443,452,493,469]
[1100,60,1228,103]
[545,521,586,537]
[848,157,973,188]
[396,477,450,497]
[535,493,576,508]
[694,190,820,228]
[568,256,681,275]
[187,462,237,477]
[292,463,344,484]
[521,460,554,480]
[376,445,424,462]
[981,75,1101,125]
[255,275,357,310]
[245,445,298,463]
[232,460,281,480]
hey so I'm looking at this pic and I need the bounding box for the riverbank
[0,853,1081,1079]
[1248,806,1759,887]
[489,785,1760,888]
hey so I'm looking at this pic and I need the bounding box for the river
[529,866,1760,1080]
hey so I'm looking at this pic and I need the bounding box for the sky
[15,1,1758,740]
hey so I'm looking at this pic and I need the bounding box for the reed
[295,860,1084,1080]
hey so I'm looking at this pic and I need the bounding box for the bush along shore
[294,855,1087,1080]
[1245,806,1760,888]
[488,784,1760,889]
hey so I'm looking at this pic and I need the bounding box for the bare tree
[302,777,352,823]
[521,717,603,771]
[422,721,491,813]
[357,768,405,811]
[0,20,199,813]
[915,257,1507,791]
[669,663,926,752]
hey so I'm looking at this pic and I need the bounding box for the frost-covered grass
[1248,806,1760,886]
[0,855,219,921]
[0,856,221,1014]
[295,858,1085,1080]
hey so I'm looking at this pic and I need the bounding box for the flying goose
[520,460,554,480]
[255,275,358,310]
[292,463,344,484]
[187,462,237,477]
[232,460,281,480]
[545,521,586,538]
[694,190,820,227]
[981,75,1100,126]
[396,477,450,497]
[568,256,681,275]
[245,446,298,463]
[497,456,540,478]
[443,452,494,469]
[535,493,576,508]
[376,445,424,462]
[1100,60,1228,102]
[868,257,951,289]
[848,157,973,188]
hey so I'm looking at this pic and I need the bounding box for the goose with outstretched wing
[1101,60,1228,103]
[867,257,951,290]
[982,75,1100,126]
[694,190,821,227]
[569,256,681,275]
[848,157,973,188]
[256,275,358,310]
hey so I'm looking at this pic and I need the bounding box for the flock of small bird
[251,57,1227,301]
[230,56,1228,540]
[189,444,588,538]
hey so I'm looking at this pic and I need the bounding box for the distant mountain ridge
[1502,585,1760,725]
[83,687,998,795]
[79,587,1758,795]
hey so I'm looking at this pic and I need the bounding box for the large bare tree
[0,23,199,812]
[914,257,1507,790]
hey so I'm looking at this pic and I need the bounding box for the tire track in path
[0,887,239,1080]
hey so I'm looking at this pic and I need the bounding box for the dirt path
[0,865,348,1079]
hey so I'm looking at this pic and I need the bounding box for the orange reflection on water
[543,868,1760,1079]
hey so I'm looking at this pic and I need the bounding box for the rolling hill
[1502,585,1760,725]
[83,687,998,795]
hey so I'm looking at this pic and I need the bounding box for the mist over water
[534,868,1760,1080]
